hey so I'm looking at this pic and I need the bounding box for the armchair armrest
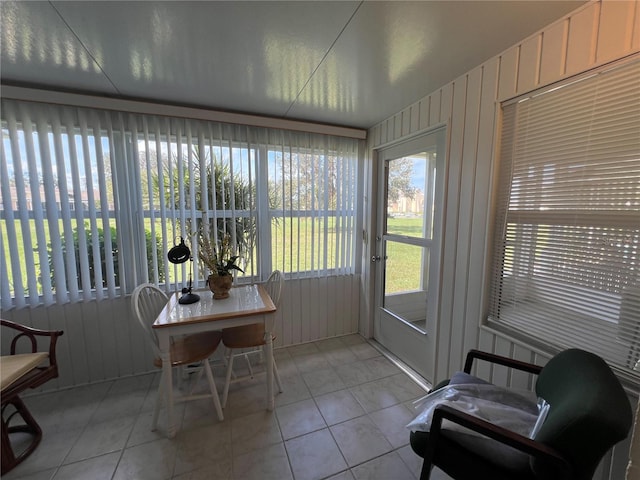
[1,320,64,474]
[1,320,63,368]
[425,404,571,477]
[463,349,543,376]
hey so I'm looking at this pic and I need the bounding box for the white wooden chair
[131,284,224,429]
[221,270,284,407]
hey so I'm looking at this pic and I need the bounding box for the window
[0,100,361,309]
[489,59,640,378]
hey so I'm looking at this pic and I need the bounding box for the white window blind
[268,132,359,276]
[1,99,361,310]
[489,58,640,377]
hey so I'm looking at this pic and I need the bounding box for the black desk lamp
[167,237,200,305]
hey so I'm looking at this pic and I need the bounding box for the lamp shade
[167,238,190,264]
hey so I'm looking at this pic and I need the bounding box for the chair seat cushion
[407,381,538,435]
[222,323,266,348]
[153,331,222,368]
[410,429,536,480]
[0,353,49,391]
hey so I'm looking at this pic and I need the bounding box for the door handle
[371,255,381,262]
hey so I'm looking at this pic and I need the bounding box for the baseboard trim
[367,338,432,393]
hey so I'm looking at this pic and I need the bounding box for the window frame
[1,101,362,309]
[487,58,640,380]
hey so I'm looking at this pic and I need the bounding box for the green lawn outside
[384,217,426,293]
[1,216,424,297]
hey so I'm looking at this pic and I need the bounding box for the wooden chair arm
[1,319,64,367]
[464,349,543,376]
[426,404,571,476]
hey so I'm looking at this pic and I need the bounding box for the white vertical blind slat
[246,129,257,278]
[104,113,128,296]
[185,121,200,284]
[155,121,169,289]
[50,113,77,303]
[163,119,178,289]
[84,111,107,301]
[0,232,10,309]
[91,112,116,297]
[141,117,158,285]
[2,106,28,308]
[295,138,301,275]
[194,127,207,283]
[78,110,104,301]
[310,142,317,275]
[125,113,146,289]
[22,104,48,306]
[35,107,59,305]
[322,138,329,273]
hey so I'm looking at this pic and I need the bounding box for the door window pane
[386,151,436,239]
[383,240,428,331]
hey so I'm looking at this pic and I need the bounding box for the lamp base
[178,292,200,304]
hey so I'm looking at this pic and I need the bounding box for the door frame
[368,125,448,382]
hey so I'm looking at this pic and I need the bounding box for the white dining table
[153,283,276,438]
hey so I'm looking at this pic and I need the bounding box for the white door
[373,128,446,381]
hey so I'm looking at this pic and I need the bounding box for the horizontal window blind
[1,100,361,309]
[489,58,640,377]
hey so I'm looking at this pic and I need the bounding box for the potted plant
[198,232,244,299]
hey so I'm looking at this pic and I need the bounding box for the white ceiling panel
[1,1,586,129]
[288,1,587,126]
[0,1,119,94]
[50,1,361,116]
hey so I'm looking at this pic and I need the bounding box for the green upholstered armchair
[410,349,633,480]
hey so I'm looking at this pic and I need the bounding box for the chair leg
[1,413,15,475]
[244,352,255,378]
[188,365,206,395]
[152,375,165,431]
[222,353,235,407]
[1,397,43,475]
[419,460,433,480]
[203,361,224,421]
[223,346,236,379]
[273,359,283,393]
[177,365,184,390]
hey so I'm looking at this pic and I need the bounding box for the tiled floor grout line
[128,378,160,480]
[61,380,115,477]
[280,337,423,479]
[6,334,443,480]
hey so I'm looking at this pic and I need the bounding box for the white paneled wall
[367,0,640,384]
[365,2,639,479]
[1,275,360,390]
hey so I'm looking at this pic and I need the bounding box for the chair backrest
[533,348,632,479]
[131,283,169,357]
[265,270,284,308]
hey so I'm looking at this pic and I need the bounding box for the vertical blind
[489,58,640,377]
[0,99,361,310]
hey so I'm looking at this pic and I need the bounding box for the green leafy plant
[156,148,256,269]
[198,232,244,277]
[47,223,164,290]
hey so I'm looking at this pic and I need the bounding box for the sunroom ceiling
[0,1,586,129]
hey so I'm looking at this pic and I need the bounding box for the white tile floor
[4,334,453,480]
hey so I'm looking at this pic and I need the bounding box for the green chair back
[534,349,632,479]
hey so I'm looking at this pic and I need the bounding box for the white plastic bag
[406,383,539,438]
[529,397,550,439]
